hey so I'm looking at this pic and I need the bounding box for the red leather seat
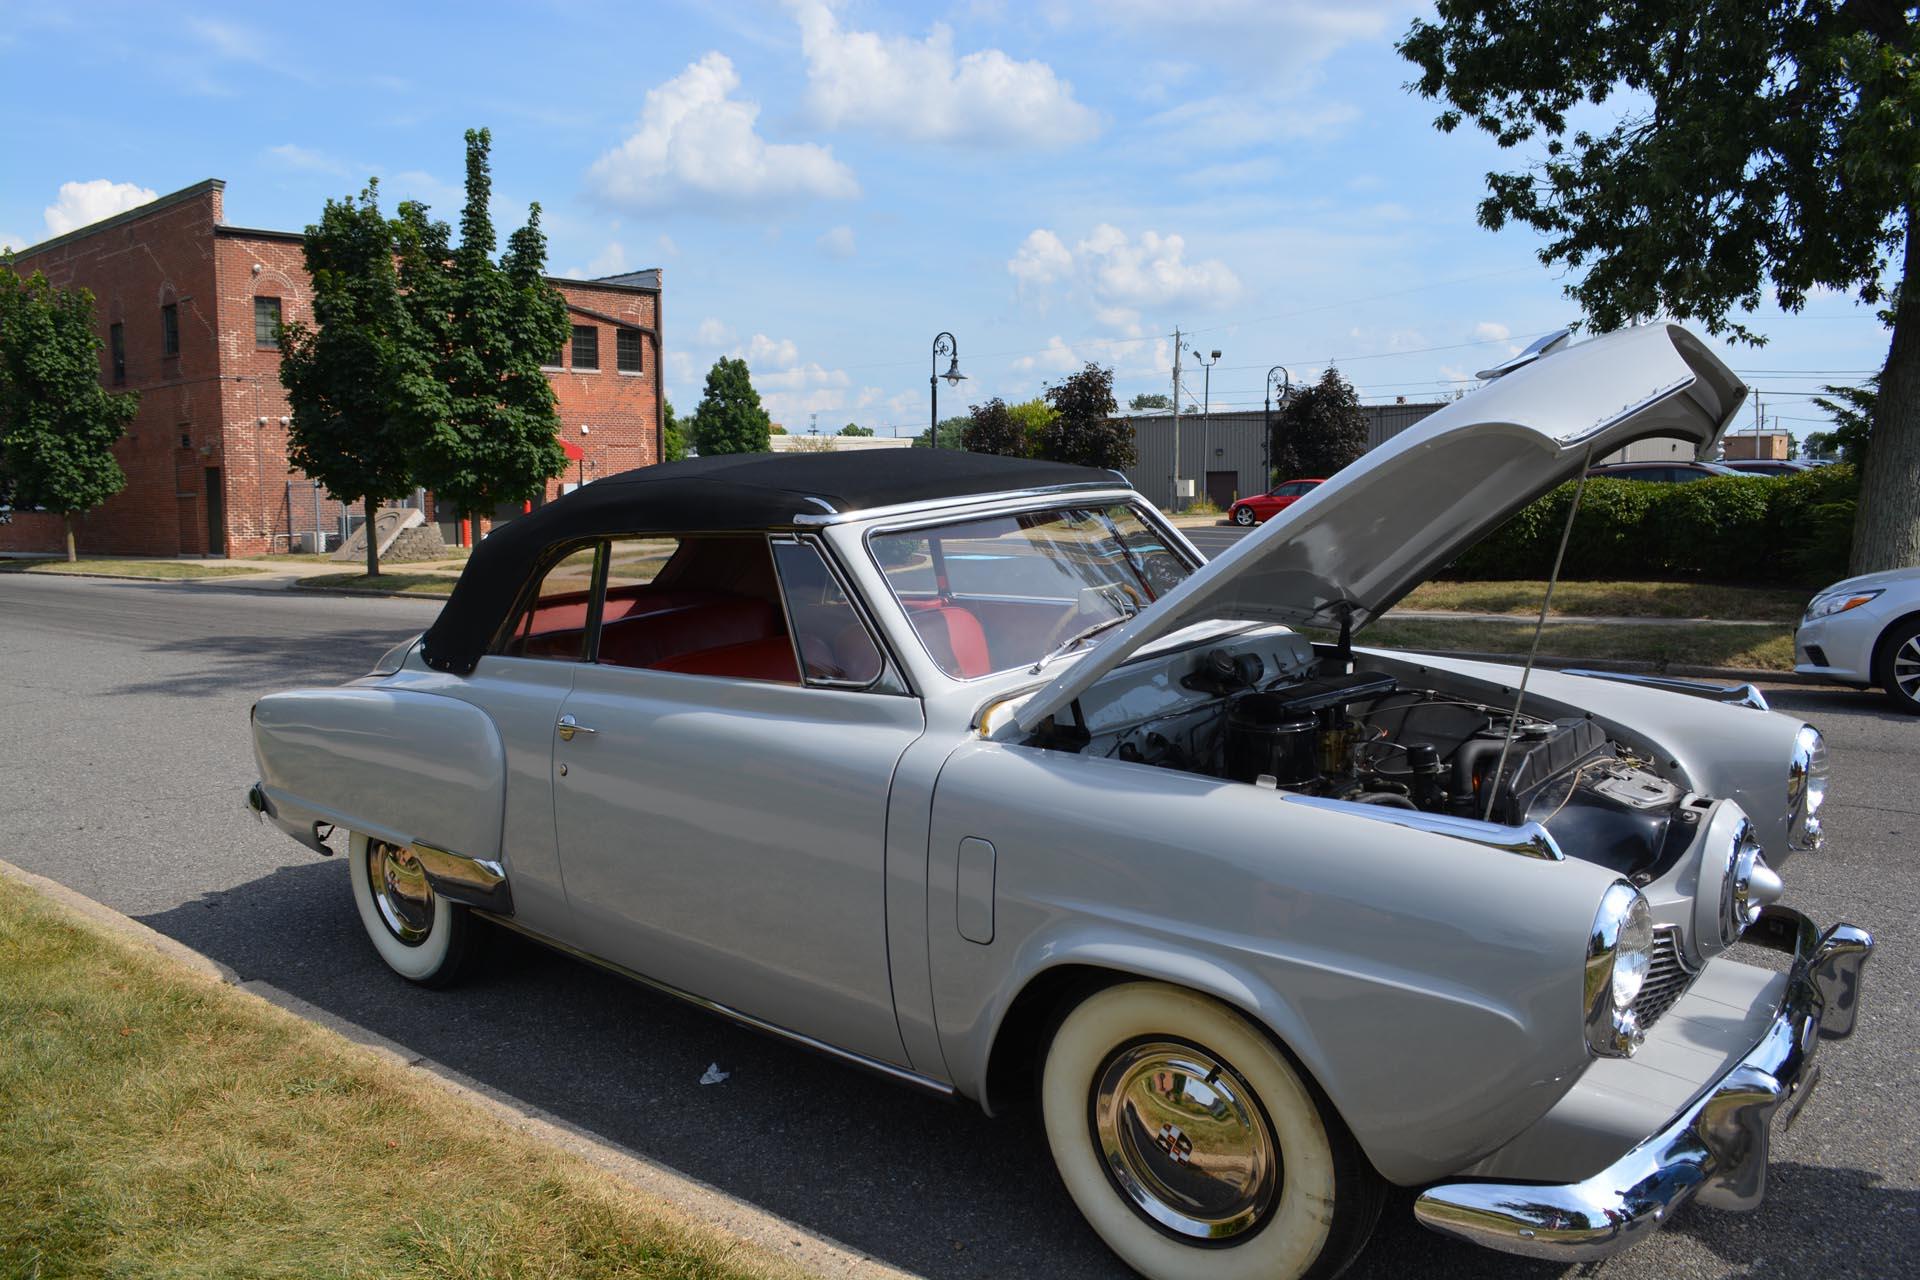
[911,604,991,678]
[652,636,799,683]
[598,594,781,670]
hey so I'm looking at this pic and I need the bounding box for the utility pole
[1170,326,1183,511]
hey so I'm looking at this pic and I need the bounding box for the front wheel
[1875,617,1920,714]
[1232,506,1257,526]
[347,832,480,986]
[1041,982,1381,1280]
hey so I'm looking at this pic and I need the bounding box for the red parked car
[1228,478,1324,526]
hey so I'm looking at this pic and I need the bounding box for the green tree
[1008,397,1058,454]
[1810,378,1879,466]
[1400,1,1920,574]
[961,397,1030,456]
[1271,368,1368,480]
[690,356,772,454]
[280,181,440,577]
[912,415,969,449]
[0,268,138,560]
[1038,363,1137,470]
[403,129,570,538]
[661,397,686,462]
[1128,392,1171,410]
[839,422,874,437]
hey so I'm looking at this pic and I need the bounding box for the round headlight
[1585,882,1654,1058]
[1787,725,1828,851]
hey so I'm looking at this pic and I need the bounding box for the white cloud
[694,317,737,347]
[187,16,269,62]
[1013,335,1083,374]
[1095,0,1397,80]
[790,0,1098,146]
[0,231,26,253]
[1082,224,1241,310]
[816,225,856,259]
[657,234,681,258]
[587,52,859,211]
[1008,229,1073,291]
[736,333,801,369]
[561,241,631,279]
[1146,94,1359,148]
[265,143,347,175]
[1473,321,1511,343]
[43,180,158,236]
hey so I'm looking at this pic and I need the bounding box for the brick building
[0,178,663,557]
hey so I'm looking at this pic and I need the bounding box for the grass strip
[0,876,786,1280]
[0,558,266,580]
[1355,620,1796,671]
[1401,579,1808,621]
[300,571,462,595]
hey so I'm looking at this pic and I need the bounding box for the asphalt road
[2,572,1914,1280]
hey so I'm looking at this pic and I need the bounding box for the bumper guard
[1413,905,1871,1261]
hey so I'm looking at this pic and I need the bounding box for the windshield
[868,503,1193,679]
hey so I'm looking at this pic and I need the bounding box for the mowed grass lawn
[1399,579,1807,621]
[0,557,266,580]
[1357,619,1797,671]
[300,571,462,595]
[0,876,787,1280]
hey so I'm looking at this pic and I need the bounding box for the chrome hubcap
[368,840,433,945]
[1896,635,1920,700]
[1092,1040,1280,1242]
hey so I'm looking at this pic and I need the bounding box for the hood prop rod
[1481,447,1594,822]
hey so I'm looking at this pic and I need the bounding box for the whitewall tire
[1040,982,1380,1280]
[347,831,478,987]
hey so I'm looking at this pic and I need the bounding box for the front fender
[929,739,1627,1187]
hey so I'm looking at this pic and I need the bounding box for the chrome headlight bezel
[1786,724,1828,852]
[1802,588,1882,621]
[1584,881,1653,1059]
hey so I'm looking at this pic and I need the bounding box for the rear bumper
[1413,906,1871,1262]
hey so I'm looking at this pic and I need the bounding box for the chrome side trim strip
[1281,793,1564,860]
[412,841,514,915]
[1413,906,1873,1261]
[1562,669,1769,711]
[478,914,958,1099]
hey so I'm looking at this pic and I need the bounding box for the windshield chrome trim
[793,481,1130,527]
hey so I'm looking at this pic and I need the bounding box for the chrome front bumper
[1414,906,1872,1261]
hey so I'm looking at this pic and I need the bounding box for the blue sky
[0,0,1890,440]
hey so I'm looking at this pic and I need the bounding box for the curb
[1392,648,1828,686]
[0,855,917,1280]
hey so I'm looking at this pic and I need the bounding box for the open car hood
[1011,323,1746,736]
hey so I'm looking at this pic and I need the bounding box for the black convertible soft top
[419,450,1125,674]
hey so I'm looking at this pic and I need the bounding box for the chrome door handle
[556,714,597,742]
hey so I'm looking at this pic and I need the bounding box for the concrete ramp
[329,507,425,562]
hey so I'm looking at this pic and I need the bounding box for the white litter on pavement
[699,1063,730,1085]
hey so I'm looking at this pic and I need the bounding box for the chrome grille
[1631,926,1696,1032]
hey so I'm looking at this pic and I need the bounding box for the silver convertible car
[250,324,1871,1280]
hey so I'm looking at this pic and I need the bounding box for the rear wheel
[1040,982,1381,1280]
[1874,617,1920,714]
[347,832,479,986]
[1233,506,1257,526]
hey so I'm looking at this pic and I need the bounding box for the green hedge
[1446,465,1858,584]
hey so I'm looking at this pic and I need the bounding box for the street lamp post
[1264,365,1292,488]
[930,332,965,448]
[1188,347,1220,505]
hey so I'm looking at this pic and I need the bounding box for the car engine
[1096,647,1693,881]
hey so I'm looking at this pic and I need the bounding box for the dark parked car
[1585,461,1742,483]
[1719,459,1813,477]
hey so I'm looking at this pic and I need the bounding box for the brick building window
[543,336,565,369]
[616,327,645,374]
[161,303,180,357]
[110,323,126,384]
[254,296,282,348]
[571,325,599,370]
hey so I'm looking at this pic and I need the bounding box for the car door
[550,534,924,1066]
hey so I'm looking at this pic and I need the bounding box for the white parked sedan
[1794,567,1920,713]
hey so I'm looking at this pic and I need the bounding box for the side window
[595,534,798,683]
[499,544,602,661]
[773,540,884,687]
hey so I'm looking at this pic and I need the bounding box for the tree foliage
[1399,1,1920,573]
[912,415,969,449]
[0,268,138,559]
[690,356,772,455]
[1128,392,1171,410]
[402,129,570,527]
[961,397,1030,456]
[838,422,873,437]
[1810,377,1879,466]
[1037,363,1137,470]
[280,181,439,576]
[1271,368,1368,480]
[661,397,686,462]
